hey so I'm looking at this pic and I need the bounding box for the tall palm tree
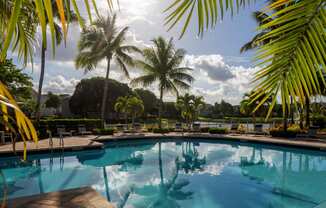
[35,1,77,122]
[131,37,194,128]
[75,14,141,127]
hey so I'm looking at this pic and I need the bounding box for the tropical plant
[0,82,38,159]
[131,37,194,128]
[126,96,144,127]
[240,91,272,126]
[75,14,140,127]
[176,93,204,129]
[164,0,326,123]
[35,0,78,122]
[114,96,129,125]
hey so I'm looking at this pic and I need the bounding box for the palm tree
[176,93,204,129]
[131,37,194,128]
[114,96,129,125]
[126,96,144,127]
[35,1,77,122]
[75,14,141,127]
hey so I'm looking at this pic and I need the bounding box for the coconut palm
[75,14,141,127]
[126,96,144,127]
[35,1,78,122]
[165,0,326,121]
[131,37,194,128]
[115,96,129,125]
[176,94,204,129]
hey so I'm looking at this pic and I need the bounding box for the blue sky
[14,0,268,105]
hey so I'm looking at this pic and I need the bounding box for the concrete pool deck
[0,133,326,157]
[7,187,114,208]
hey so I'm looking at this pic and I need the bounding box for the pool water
[1,139,326,208]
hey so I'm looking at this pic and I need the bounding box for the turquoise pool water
[1,139,326,208]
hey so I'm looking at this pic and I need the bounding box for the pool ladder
[47,130,65,153]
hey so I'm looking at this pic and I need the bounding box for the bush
[269,125,302,138]
[35,119,102,138]
[208,128,228,134]
[200,127,210,133]
[312,115,326,128]
[152,128,170,134]
[93,128,115,135]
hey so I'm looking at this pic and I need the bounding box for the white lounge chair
[57,125,73,137]
[78,125,92,135]
[0,131,12,144]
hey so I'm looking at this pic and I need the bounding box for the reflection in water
[1,140,326,208]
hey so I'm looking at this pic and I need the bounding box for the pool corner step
[7,187,115,208]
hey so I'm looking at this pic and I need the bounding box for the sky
[14,0,268,105]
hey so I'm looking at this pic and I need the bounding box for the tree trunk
[101,57,111,128]
[290,96,294,124]
[158,142,164,185]
[158,86,163,129]
[35,43,46,123]
[283,106,288,131]
[125,114,128,129]
[305,97,310,128]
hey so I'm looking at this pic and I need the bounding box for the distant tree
[176,94,204,128]
[70,77,132,118]
[114,96,129,125]
[134,88,158,116]
[75,14,140,127]
[163,102,181,119]
[126,96,144,126]
[0,59,33,100]
[45,92,61,109]
[131,37,194,128]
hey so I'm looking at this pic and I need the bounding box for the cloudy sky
[14,0,267,105]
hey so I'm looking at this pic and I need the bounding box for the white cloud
[35,75,80,95]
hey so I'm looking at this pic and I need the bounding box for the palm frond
[252,0,326,118]
[131,74,158,88]
[164,0,254,38]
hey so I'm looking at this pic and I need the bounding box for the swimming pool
[1,138,326,208]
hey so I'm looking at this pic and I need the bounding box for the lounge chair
[56,125,73,137]
[0,131,12,144]
[229,123,239,133]
[78,125,92,135]
[116,124,124,132]
[132,123,143,133]
[175,123,183,132]
[249,124,266,135]
[296,127,318,138]
[192,122,201,132]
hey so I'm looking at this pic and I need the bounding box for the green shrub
[93,128,115,135]
[312,115,326,128]
[200,127,210,133]
[208,128,228,134]
[35,119,101,138]
[152,128,170,134]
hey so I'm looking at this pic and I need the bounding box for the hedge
[35,119,101,138]
[152,128,171,134]
[208,128,228,134]
[93,128,115,135]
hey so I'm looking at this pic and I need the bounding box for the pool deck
[0,133,326,157]
[0,135,103,157]
[6,187,114,208]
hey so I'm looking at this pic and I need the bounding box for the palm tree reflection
[131,141,193,208]
[179,142,206,173]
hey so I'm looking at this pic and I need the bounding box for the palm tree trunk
[35,43,46,123]
[158,86,163,129]
[101,57,111,128]
[158,142,164,184]
[290,96,294,124]
[305,97,310,128]
[102,167,111,201]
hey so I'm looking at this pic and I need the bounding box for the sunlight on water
[1,139,326,208]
